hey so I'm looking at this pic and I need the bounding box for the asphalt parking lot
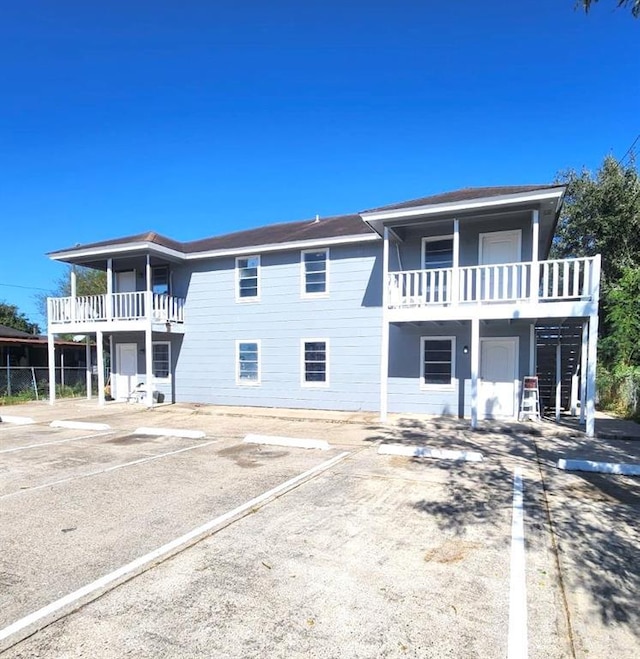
[1,400,639,658]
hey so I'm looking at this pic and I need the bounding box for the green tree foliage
[36,266,107,321]
[0,302,41,334]
[580,0,640,16]
[554,155,640,416]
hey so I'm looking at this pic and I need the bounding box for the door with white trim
[479,337,518,418]
[115,343,138,400]
[479,230,522,300]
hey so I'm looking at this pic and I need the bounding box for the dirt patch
[424,539,483,564]
[216,444,289,468]
[106,434,155,445]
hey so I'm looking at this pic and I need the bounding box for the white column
[145,327,154,408]
[530,209,539,301]
[529,324,536,375]
[85,336,92,400]
[470,317,480,429]
[109,334,114,400]
[97,330,105,405]
[579,320,588,425]
[70,266,77,322]
[106,258,113,321]
[555,342,562,422]
[452,218,460,304]
[48,331,56,405]
[585,313,599,437]
[379,227,390,421]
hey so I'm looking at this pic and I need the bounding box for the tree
[0,302,41,334]
[553,154,640,416]
[35,266,107,322]
[580,0,640,16]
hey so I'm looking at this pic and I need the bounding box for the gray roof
[0,324,34,338]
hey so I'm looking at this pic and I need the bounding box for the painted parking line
[0,440,219,500]
[50,420,111,431]
[135,426,206,440]
[557,458,640,476]
[508,468,528,659]
[0,431,115,454]
[0,450,351,648]
[377,443,484,462]
[243,433,330,451]
[0,416,35,425]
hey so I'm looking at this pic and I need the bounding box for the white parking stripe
[508,468,528,659]
[0,431,115,454]
[0,450,351,646]
[0,440,218,500]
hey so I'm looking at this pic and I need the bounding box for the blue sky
[0,0,638,327]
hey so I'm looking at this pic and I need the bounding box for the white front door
[479,337,518,419]
[115,343,138,400]
[115,270,136,293]
[479,230,522,300]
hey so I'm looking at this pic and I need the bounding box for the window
[152,342,171,379]
[420,336,455,388]
[301,249,328,297]
[302,339,328,386]
[152,266,169,295]
[236,256,260,300]
[422,237,454,269]
[237,340,260,385]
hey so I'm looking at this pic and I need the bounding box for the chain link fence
[0,366,98,402]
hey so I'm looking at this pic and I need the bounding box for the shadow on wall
[364,415,640,643]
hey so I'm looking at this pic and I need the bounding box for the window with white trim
[302,339,328,386]
[152,342,171,379]
[422,236,454,269]
[236,256,260,300]
[237,340,260,385]
[301,249,328,297]
[420,336,455,387]
[152,266,169,295]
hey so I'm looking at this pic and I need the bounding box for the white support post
[145,327,154,409]
[570,370,579,417]
[555,342,562,422]
[452,218,460,304]
[70,266,77,322]
[48,331,56,405]
[530,209,539,301]
[108,334,114,400]
[379,227,390,422]
[579,320,588,425]
[106,258,113,321]
[529,323,536,376]
[97,330,105,405]
[85,336,92,400]
[585,313,599,438]
[60,349,65,389]
[470,317,480,429]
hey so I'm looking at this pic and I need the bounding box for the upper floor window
[420,336,455,388]
[152,342,171,379]
[422,236,454,270]
[152,266,169,295]
[236,256,260,301]
[301,249,329,297]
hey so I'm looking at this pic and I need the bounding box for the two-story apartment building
[46,185,601,435]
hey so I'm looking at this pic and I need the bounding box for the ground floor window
[152,342,171,378]
[237,340,260,384]
[302,339,328,386]
[420,336,455,387]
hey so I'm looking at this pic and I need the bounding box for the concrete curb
[378,444,484,462]
[50,420,111,431]
[134,427,206,440]
[0,416,35,425]
[243,433,330,451]
[557,458,640,476]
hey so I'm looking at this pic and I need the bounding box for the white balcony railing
[387,256,600,309]
[48,292,185,325]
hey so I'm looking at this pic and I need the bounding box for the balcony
[48,292,185,330]
[387,256,600,320]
